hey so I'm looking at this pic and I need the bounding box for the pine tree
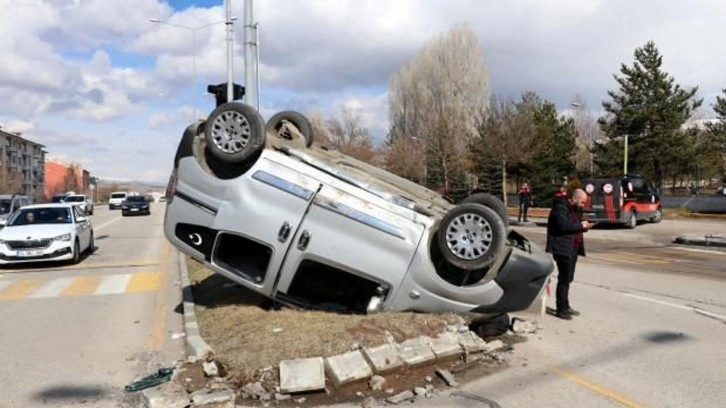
[598,41,702,187]
[706,88,726,179]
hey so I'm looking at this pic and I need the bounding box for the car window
[111,193,127,199]
[7,207,72,226]
[126,196,147,203]
[73,206,85,221]
[0,199,11,215]
[65,195,86,202]
[630,178,645,193]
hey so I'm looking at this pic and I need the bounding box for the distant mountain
[96,178,167,191]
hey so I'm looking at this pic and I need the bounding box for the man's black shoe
[566,308,580,316]
[555,310,572,320]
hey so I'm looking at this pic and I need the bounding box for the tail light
[165,168,178,204]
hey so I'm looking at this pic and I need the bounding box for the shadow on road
[33,384,109,404]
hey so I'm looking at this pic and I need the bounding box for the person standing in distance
[518,183,532,222]
[546,188,596,320]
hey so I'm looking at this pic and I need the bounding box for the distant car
[581,175,662,228]
[0,195,32,227]
[121,196,151,216]
[109,191,128,210]
[159,196,167,203]
[63,194,94,215]
[0,204,94,265]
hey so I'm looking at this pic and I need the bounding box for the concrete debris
[295,397,306,404]
[361,396,378,408]
[242,382,268,399]
[171,332,185,340]
[141,381,189,408]
[386,391,415,405]
[511,318,537,334]
[279,357,326,393]
[272,328,283,333]
[450,391,502,408]
[414,387,427,396]
[385,388,395,394]
[424,375,433,383]
[190,388,235,407]
[274,393,291,401]
[203,361,219,377]
[356,391,365,398]
[483,340,506,353]
[435,369,459,387]
[369,375,386,391]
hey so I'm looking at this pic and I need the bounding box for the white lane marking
[26,277,75,298]
[669,246,726,256]
[94,216,121,232]
[0,281,14,292]
[93,274,132,295]
[621,292,726,322]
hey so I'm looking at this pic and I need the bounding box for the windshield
[125,196,147,203]
[111,193,126,199]
[8,207,72,226]
[0,199,11,215]
[65,196,85,202]
[51,195,66,203]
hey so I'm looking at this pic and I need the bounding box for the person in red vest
[546,188,596,320]
[518,183,532,222]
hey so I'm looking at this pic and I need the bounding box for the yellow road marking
[552,367,646,408]
[149,242,172,351]
[61,275,103,297]
[0,280,42,300]
[126,272,162,293]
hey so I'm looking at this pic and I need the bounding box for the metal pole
[589,122,593,176]
[623,134,629,175]
[191,29,197,119]
[244,0,258,109]
[225,0,234,103]
[255,22,260,109]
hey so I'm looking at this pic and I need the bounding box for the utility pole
[225,0,235,103]
[623,134,629,175]
[243,0,258,109]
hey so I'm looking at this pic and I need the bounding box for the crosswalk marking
[0,271,162,301]
[93,274,133,295]
[0,280,42,300]
[27,277,75,299]
[62,275,103,296]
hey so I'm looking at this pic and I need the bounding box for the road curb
[178,254,213,361]
[674,237,726,248]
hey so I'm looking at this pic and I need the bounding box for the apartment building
[0,126,46,199]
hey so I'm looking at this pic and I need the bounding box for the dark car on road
[121,196,151,217]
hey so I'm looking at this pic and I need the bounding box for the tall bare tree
[383,135,427,184]
[319,107,378,164]
[63,164,80,193]
[388,23,489,195]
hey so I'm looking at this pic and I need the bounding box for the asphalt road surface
[416,218,726,408]
[0,204,184,407]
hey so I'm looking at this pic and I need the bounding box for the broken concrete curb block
[483,339,506,353]
[279,357,326,394]
[368,375,386,391]
[190,388,235,407]
[362,344,404,374]
[396,337,436,367]
[325,350,374,387]
[435,369,459,387]
[428,333,464,360]
[386,390,415,405]
[203,361,219,377]
[456,331,487,353]
[141,381,189,408]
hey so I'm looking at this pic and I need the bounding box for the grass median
[186,258,463,383]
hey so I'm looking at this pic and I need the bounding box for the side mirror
[77,216,88,223]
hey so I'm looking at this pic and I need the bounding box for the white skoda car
[0,204,94,265]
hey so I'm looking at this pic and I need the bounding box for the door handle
[297,230,311,251]
[277,222,292,243]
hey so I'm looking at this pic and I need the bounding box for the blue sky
[1,0,724,183]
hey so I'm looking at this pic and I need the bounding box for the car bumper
[122,208,150,215]
[0,244,73,264]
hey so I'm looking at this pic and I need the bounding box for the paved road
[0,204,184,407]
[417,218,726,407]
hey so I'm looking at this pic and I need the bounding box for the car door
[73,206,91,250]
[272,183,425,308]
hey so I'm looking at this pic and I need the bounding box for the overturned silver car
[164,102,554,321]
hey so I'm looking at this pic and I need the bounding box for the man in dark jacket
[518,183,532,222]
[546,188,595,320]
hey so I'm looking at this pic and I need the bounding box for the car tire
[265,110,314,148]
[204,102,266,164]
[437,203,507,271]
[472,313,511,338]
[650,208,663,223]
[460,193,509,226]
[72,240,80,264]
[626,210,637,229]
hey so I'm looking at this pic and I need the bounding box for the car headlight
[54,233,72,241]
[122,205,129,209]
[142,205,148,209]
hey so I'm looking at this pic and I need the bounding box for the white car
[63,194,94,215]
[109,191,128,210]
[0,204,94,265]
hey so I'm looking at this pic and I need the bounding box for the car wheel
[460,193,509,226]
[265,110,314,148]
[626,210,637,229]
[437,203,506,271]
[651,208,663,223]
[472,313,511,338]
[204,102,265,164]
[72,240,81,264]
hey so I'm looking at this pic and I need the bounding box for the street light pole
[226,0,235,103]
[571,102,594,176]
